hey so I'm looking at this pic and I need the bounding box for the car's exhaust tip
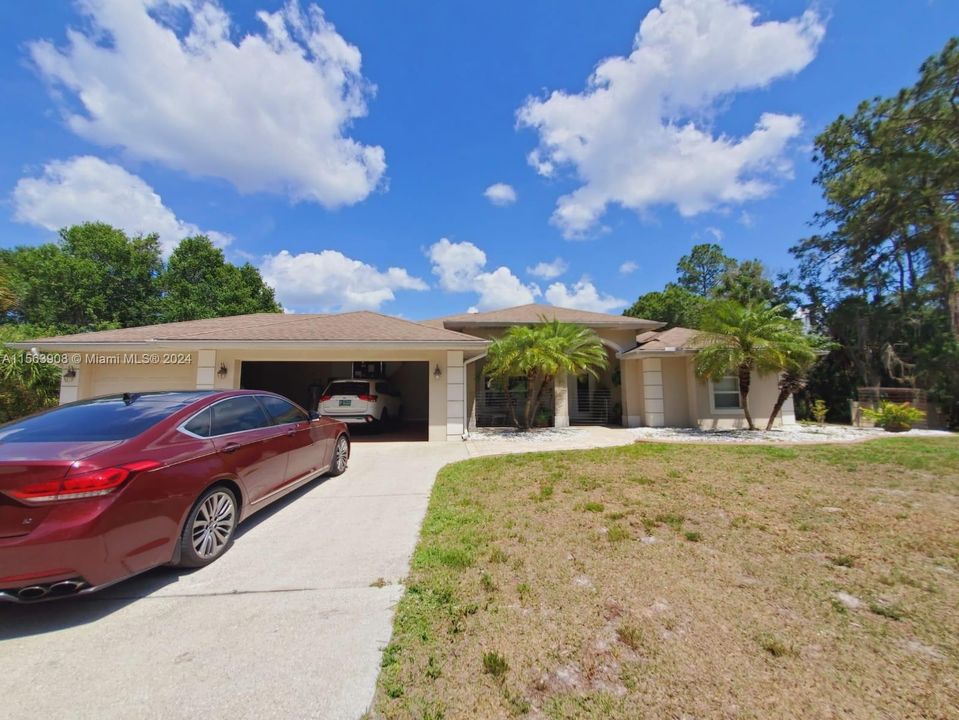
[49,579,85,596]
[16,585,49,601]
[4,578,89,603]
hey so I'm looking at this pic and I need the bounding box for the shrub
[812,399,828,425]
[862,401,926,432]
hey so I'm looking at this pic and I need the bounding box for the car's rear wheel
[328,435,349,476]
[177,486,238,567]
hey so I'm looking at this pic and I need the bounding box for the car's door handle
[220,442,240,454]
[286,429,296,437]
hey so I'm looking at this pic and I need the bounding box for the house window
[711,376,741,410]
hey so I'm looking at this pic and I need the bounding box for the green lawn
[371,437,959,719]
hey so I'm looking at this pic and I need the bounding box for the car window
[258,395,308,425]
[210,397,272,436]
[0,394,204,442]
[326,381,369,397]
[183,407,212,437]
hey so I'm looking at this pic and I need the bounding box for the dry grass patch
[373,437,959,719]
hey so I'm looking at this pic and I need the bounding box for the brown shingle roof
[424,303,662,330]
[25,312,488,346]
[620,326,701,356]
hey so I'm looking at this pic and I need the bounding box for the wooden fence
[851,387,946,429]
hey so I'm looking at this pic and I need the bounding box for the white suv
[318,379,402,427]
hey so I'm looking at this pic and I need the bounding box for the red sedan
[0,390,349,602]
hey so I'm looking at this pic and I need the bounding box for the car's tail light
[357,394,378,402]
[6,460,161,504]
[319,394,332,402]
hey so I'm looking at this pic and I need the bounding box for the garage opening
[239,361,429,442]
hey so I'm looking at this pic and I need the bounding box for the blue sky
[1,1,956,320]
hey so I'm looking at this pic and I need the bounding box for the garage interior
[239,360,430,441]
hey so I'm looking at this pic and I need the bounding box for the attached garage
[239,360,430,440]
[26,312,487,442]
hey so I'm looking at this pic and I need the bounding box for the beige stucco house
[19,303,794,441]
[426,305,794,431]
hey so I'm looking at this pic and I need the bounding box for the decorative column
[59,364,80,404]
[553,368,570,427]
[642,357,665,427]
[620,363,639,427]
[196,350,217,390]
[466,361,478,431]
[446,351,465,439]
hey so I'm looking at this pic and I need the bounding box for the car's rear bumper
[0,532,109,601]
[0,496,180,601]
[320,414,376,424]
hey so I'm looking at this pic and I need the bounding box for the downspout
[462,353,487,440]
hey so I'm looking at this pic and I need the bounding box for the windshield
[0,393,208,443]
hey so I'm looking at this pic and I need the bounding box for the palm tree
[763,334,831,430]
[694,301,816,430]
[485,319,608,430]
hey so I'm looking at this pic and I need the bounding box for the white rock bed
[465,424,953,446]
[631,424,953,444]
[466,427,587,443]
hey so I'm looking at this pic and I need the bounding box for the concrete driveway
[0,440,467,720]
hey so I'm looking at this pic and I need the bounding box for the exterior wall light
[217,362,228,378]
[433,363,442,380]
[64,366,77,380]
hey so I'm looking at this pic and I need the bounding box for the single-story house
[16,303,793,441]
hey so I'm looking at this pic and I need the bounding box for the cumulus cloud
[483,183,517,206]
[259,249,427,312]
[427,238,540,311]
[29,0,385,207]
[619,260,639,274]
[526,257,569,280]
[517,0,825,237]
[738,210,755,227]
[12,155,229,255]
[544,278,627,313]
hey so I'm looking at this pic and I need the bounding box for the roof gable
[620,326,701,356]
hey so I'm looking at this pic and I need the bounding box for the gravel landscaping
[631,423,954,444]
[631,423,953,443]
[467,427,586,443]
[467,424,953,447]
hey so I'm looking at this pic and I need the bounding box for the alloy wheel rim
[191,491,236,559]
[336,438,348,472]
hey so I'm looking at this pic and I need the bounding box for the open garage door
[239,360,429,442]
